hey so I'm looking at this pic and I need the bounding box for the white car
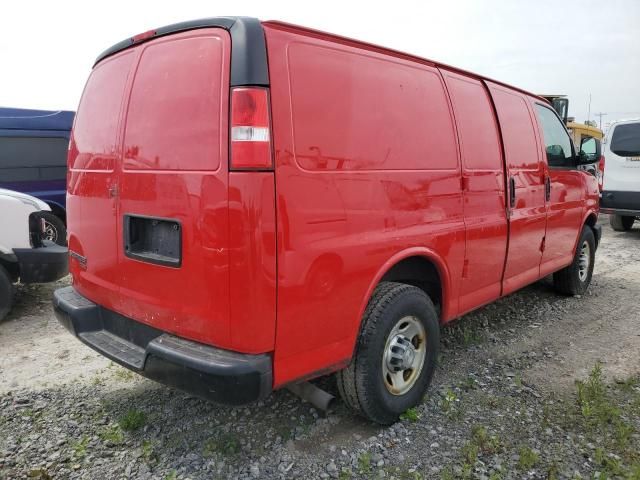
[0,188,68,320]
[600,119,640,231]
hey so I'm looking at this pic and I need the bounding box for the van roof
[263,20,546,102]
[0,107,75,131]
[95,16,269,87]
[95,16,545,103]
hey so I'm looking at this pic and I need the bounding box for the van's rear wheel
[553,227,595,296]
[609,214,635,232]
[0,265,13,321]
[336,282,439,425]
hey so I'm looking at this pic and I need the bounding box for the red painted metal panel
[488,83,547,295]
[442,71,508,314]
[264,25,465,386]
[116,29,232,347]
[67,51,134,310]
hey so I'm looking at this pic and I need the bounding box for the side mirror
[576,150,595,165]
[577,137,601,164]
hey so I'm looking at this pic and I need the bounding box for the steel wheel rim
[382,316,427,396]
[578,240,590,282]
[44,221,58,243]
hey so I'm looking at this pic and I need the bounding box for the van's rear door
[115,29,232,347]
[68,51,134,309]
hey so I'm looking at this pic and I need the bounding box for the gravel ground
[1,215,639,480]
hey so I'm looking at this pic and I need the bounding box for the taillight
[230,87,273,170]
[598,155,605,192]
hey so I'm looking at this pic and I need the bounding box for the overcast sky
[1,0,638,129]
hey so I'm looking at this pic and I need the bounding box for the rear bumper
[53,286,272,405]
[601,207,640,217]
[601,190,640,213]
[13,241,68,283]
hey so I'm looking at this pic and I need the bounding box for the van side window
[0,136,69,182]
[535,104,574,167]
[610,123,640,157]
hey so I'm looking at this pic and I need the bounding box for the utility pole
[595,112,607,130]
[587,94,591,123]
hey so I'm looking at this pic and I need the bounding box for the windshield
[610,123,640,157]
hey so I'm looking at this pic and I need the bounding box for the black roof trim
[94,16,269,87]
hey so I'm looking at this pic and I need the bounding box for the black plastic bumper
[13,241,68,283]
[53,286,272,405]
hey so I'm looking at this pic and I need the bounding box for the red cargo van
[54,17,601,424]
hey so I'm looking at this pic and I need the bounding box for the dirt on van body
[1,215,639,480]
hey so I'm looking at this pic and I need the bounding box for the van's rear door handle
[509,176,516,208]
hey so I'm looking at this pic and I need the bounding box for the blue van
[0,108,74,245]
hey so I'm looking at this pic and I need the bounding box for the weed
[471,425,502,454]
[546,461,561,480]
[576,362,619,426]
[517,446,539,470]
[441,389,458,414]
[27,468,52,479]
[164,471,177,480]
[118,409,146,431]
[203,433,241,457]
[514,373,523,388]
[440,466,455,480]
[338,470,352,480]
[616,376,639,393]
[99,424,124,445]
[113,368,135,381]
[400,407,420,422]
[488,470,503,480]
[460,326,481,346]
[461,375,477,391]
[142,439,156,462]
[358,451,372,473]
[71,436,89,459]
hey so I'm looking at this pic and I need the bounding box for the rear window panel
[287,43,458,171]
[123,31,229,171]
[71,52,135,171]
[610,123,640,157]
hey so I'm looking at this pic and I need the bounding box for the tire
[553,226,595,296]
[609,214,635,232]
[336,282,440,425]
[41,212,67,246]
[0,265,13,321]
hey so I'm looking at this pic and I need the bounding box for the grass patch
[572,364,640,478]
[118,409,147,431]
[441,389,459,418]
[358,451,372,474]
[142,439,156,462]
[203,433,241,457]
[517,446,539,470]
[70,436,89,460]
[99,424,124,444]
[113,368,136,381]
[400,407,420,422]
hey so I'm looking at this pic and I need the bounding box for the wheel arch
[357,247,451,327]
[43,201,66,224]
[583,210,600,248]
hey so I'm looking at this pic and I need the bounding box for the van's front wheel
[336,282,439,425]
[553,226,595,296]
